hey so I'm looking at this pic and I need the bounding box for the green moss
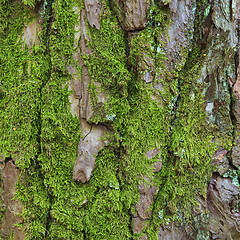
[21,0,41,8]
[0,0,84,239]
[0,0,219,239]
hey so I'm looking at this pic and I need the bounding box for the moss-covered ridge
[0,0,216,239]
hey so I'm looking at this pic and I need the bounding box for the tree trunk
[0,0,240,239]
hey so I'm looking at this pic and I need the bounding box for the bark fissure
[35,0,54,236]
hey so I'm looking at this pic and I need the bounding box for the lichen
[223,169,240,187]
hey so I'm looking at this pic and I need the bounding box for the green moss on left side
[0,0,85,239]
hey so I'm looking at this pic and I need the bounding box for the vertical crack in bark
[228,54,237,167]
[230,0,233,21]
[33,0,54,237]
[229,31,240,168]
[43,1,54,236]
[82,124,92,141]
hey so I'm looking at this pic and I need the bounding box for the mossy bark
[0,0,240,239]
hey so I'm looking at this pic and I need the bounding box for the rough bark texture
[1,0,240,239]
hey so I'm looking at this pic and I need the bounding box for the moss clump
[21,0,41,8]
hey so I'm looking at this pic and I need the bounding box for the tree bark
[0,0,240,239]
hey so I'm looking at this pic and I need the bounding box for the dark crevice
[234,50,239,84]
[228,52,238,167]
[228,162,238,171]
[230,0,233,22]
[126,28,145,33]
[82,228,86,240]
[229,15,240,166]
[82,124,93,141]
[108,0,125,30]
[211,172,220,180]
[43,0,54,236]
[4,157,12,164]
[32,0,54,237]
[115,144,134,239]
[228,83,236,165]
[32,1,44,15]
[236,19,240,43]
[127,210,134,240]
[149,175,169,227]
[37,0,54,155]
